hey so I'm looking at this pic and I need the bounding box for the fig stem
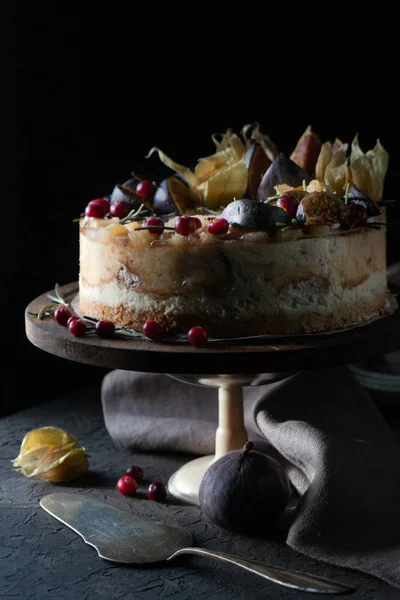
[243,441,254,454]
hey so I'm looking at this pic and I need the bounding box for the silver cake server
[40,492,354,595]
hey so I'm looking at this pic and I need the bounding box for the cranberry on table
[147,481,168,502]
[276,194,298,218]
[126,465,144,481]
[95,320,116,339]
[207,218,229,235]
[136,180,156,203]
[116,475,138,496]
[68,318,87,337]
[188,326,208,347]
[85,202,106,219]
[175,215,197,236]
[144,216,165,234]
[109,200,131,219]
[54,306,73,326]
[143,320,164,341]
[67,315,80,327]
[88,197,111,213]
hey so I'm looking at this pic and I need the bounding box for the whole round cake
[78,124,391,339]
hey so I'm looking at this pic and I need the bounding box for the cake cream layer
[79,222,388,336]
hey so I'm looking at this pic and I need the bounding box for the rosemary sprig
[134,226,175,232]
[264,193,283,203]
[29,283,70,319]
[119,203,149,224]
[344,183,350,205]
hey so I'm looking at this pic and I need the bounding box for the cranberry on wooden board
[143,320,164,341]
[54,306,73,326]
[188,326,208,346]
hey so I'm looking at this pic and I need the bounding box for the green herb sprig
[28,283,70,320]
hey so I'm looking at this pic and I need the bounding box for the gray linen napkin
[101,365,400,589]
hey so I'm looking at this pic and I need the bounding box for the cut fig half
[244,143,272,200]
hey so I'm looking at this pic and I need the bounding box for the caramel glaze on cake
[79,214,389,338]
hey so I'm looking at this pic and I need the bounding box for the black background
[3,4,400,416]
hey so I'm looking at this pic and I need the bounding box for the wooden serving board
[25,282,400,375]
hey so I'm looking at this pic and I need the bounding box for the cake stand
[25,282,400,505]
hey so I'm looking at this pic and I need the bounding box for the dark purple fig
[244,143,272,200]
[296,191,343,226]
[199,442,290,534]
[153,175,200,216]
[153,178,177,214]
[256,153,311,201]
[110,177,139,204]
[347,185,381,217]
[343,203,368,229]
[221,199,291,230]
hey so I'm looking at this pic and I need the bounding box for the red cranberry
[109,200,131,219]
[95,320,115,338]
[136,180,156,203]
[144,216,165,234]
[175,215,197,236]
[88,198,111,213]
[143,320,164,341]
[192,217,202,229]
[68,318,87,337]
[126,465,143,481]
[116,475,138,496]
[85,202,106,219]
[67,315,80,327]
[207,218,229,235]
[147,481,168,502]
[187,326,208,346]
[276,194,298,218]
[54,306,73,326]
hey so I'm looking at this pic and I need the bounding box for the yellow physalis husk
[350,135,389,203]
[12,426,89,483]
[146,128,251,210]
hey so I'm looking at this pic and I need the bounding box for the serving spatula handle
[167,547,354,595]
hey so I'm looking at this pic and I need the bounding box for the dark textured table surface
[1,380,400,600]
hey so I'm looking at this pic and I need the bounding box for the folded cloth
[101,365,400,589]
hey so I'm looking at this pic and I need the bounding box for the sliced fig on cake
[153,175,201,215]
[346,185,381,217]
[290,125,322,176]
[110,177,139,204]
[256,153,311,201]
[221,199,291,230]
[244,143,272,200]
[296,191,343,226]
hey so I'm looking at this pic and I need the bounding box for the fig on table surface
[221,199,291,230]
[198,441,290,534]
[290,125,322,176]
[256,153,311,201]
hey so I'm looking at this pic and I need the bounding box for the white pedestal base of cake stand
[166,373,292,506]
